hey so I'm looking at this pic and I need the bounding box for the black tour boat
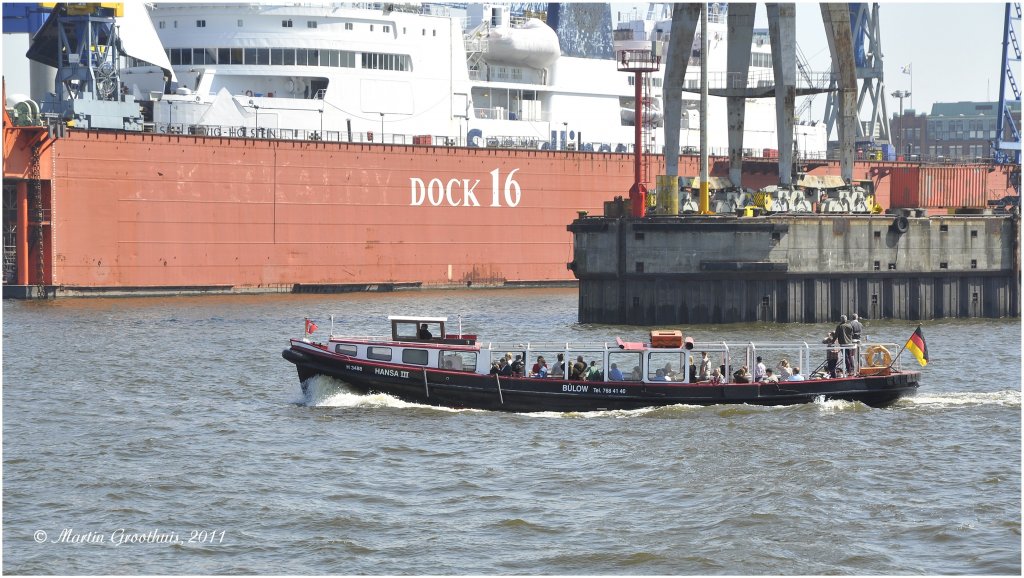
[282,316,921,412]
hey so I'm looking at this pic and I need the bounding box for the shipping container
[889,166,990,208]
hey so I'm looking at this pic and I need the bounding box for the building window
[282,19,293,28]
[307,20,317,28]
[196,19,206,27]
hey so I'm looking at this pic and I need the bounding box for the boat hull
[282,347,919,412]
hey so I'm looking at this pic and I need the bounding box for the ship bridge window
[283,49,295,66]
[345,22,353,30]
[383,25,391,33]
[196,19,206,28]
[193,48,216,65]
[297,49,308,66]
[282,19,293,28]
[361,52,412,72]
[244,48,257,65]
[307,20,317,29]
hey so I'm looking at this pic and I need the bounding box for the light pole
[249,99,259,137]
[891,90,911,159]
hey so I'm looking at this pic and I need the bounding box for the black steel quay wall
[567,214,1021,325]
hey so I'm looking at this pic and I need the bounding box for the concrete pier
[568,213,1021,324]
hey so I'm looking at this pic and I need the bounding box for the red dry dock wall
[49,131,635,288]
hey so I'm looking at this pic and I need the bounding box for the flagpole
[886,341,909,370]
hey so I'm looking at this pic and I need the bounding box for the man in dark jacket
[835,315,855,374]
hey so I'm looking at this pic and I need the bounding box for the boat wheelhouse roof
[388,315,448,323]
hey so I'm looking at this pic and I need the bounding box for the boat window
[440,350,476,372]
[271,48,283,66]
[244,48,257,65]
[367,347,392,361]
[283,49,295,66]
[608,352,642,381]
[345,22,353,31]
[308,49,320,66]
[257,48,269,65]
[648,352,690,382]
[334,344,358,356]
[307,21,317,29]
[402,349,429,366]
[296,49,308,66]
[282,19,293,28]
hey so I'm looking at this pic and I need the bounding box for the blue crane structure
[994,3,1021,166]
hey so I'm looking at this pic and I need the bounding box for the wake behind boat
[282,316,921,412]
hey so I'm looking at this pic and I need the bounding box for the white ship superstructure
[120,3,826,156]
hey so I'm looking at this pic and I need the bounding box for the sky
[614,1,1014,121]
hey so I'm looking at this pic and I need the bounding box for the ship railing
[685,70,835,91]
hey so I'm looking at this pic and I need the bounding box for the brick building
[892,100,1022,162]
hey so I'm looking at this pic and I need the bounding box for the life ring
[245,90,253,97]
[862,345,892,368]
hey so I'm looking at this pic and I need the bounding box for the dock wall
[569,214,1020,324]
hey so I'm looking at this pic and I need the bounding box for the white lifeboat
[484,18,560,68]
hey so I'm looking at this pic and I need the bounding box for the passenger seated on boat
[531,356,548,377]
[763,368,779,383]
[652,368,669,381]
[570,356,587,380]
[585,361,602,381]
[550,354,565,377]
[733,366,751,383]
[489,361,500,375]
[662,363,677,380]
[777,359,794,379]
[630,366,643,381]
[511,355,525,375]
[787,367,805,381]
[418,323,432,339]
[498,358,513,376]
[709,368,724,384]
[608,363,624,381]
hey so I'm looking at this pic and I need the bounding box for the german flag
[905,325,929,366]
